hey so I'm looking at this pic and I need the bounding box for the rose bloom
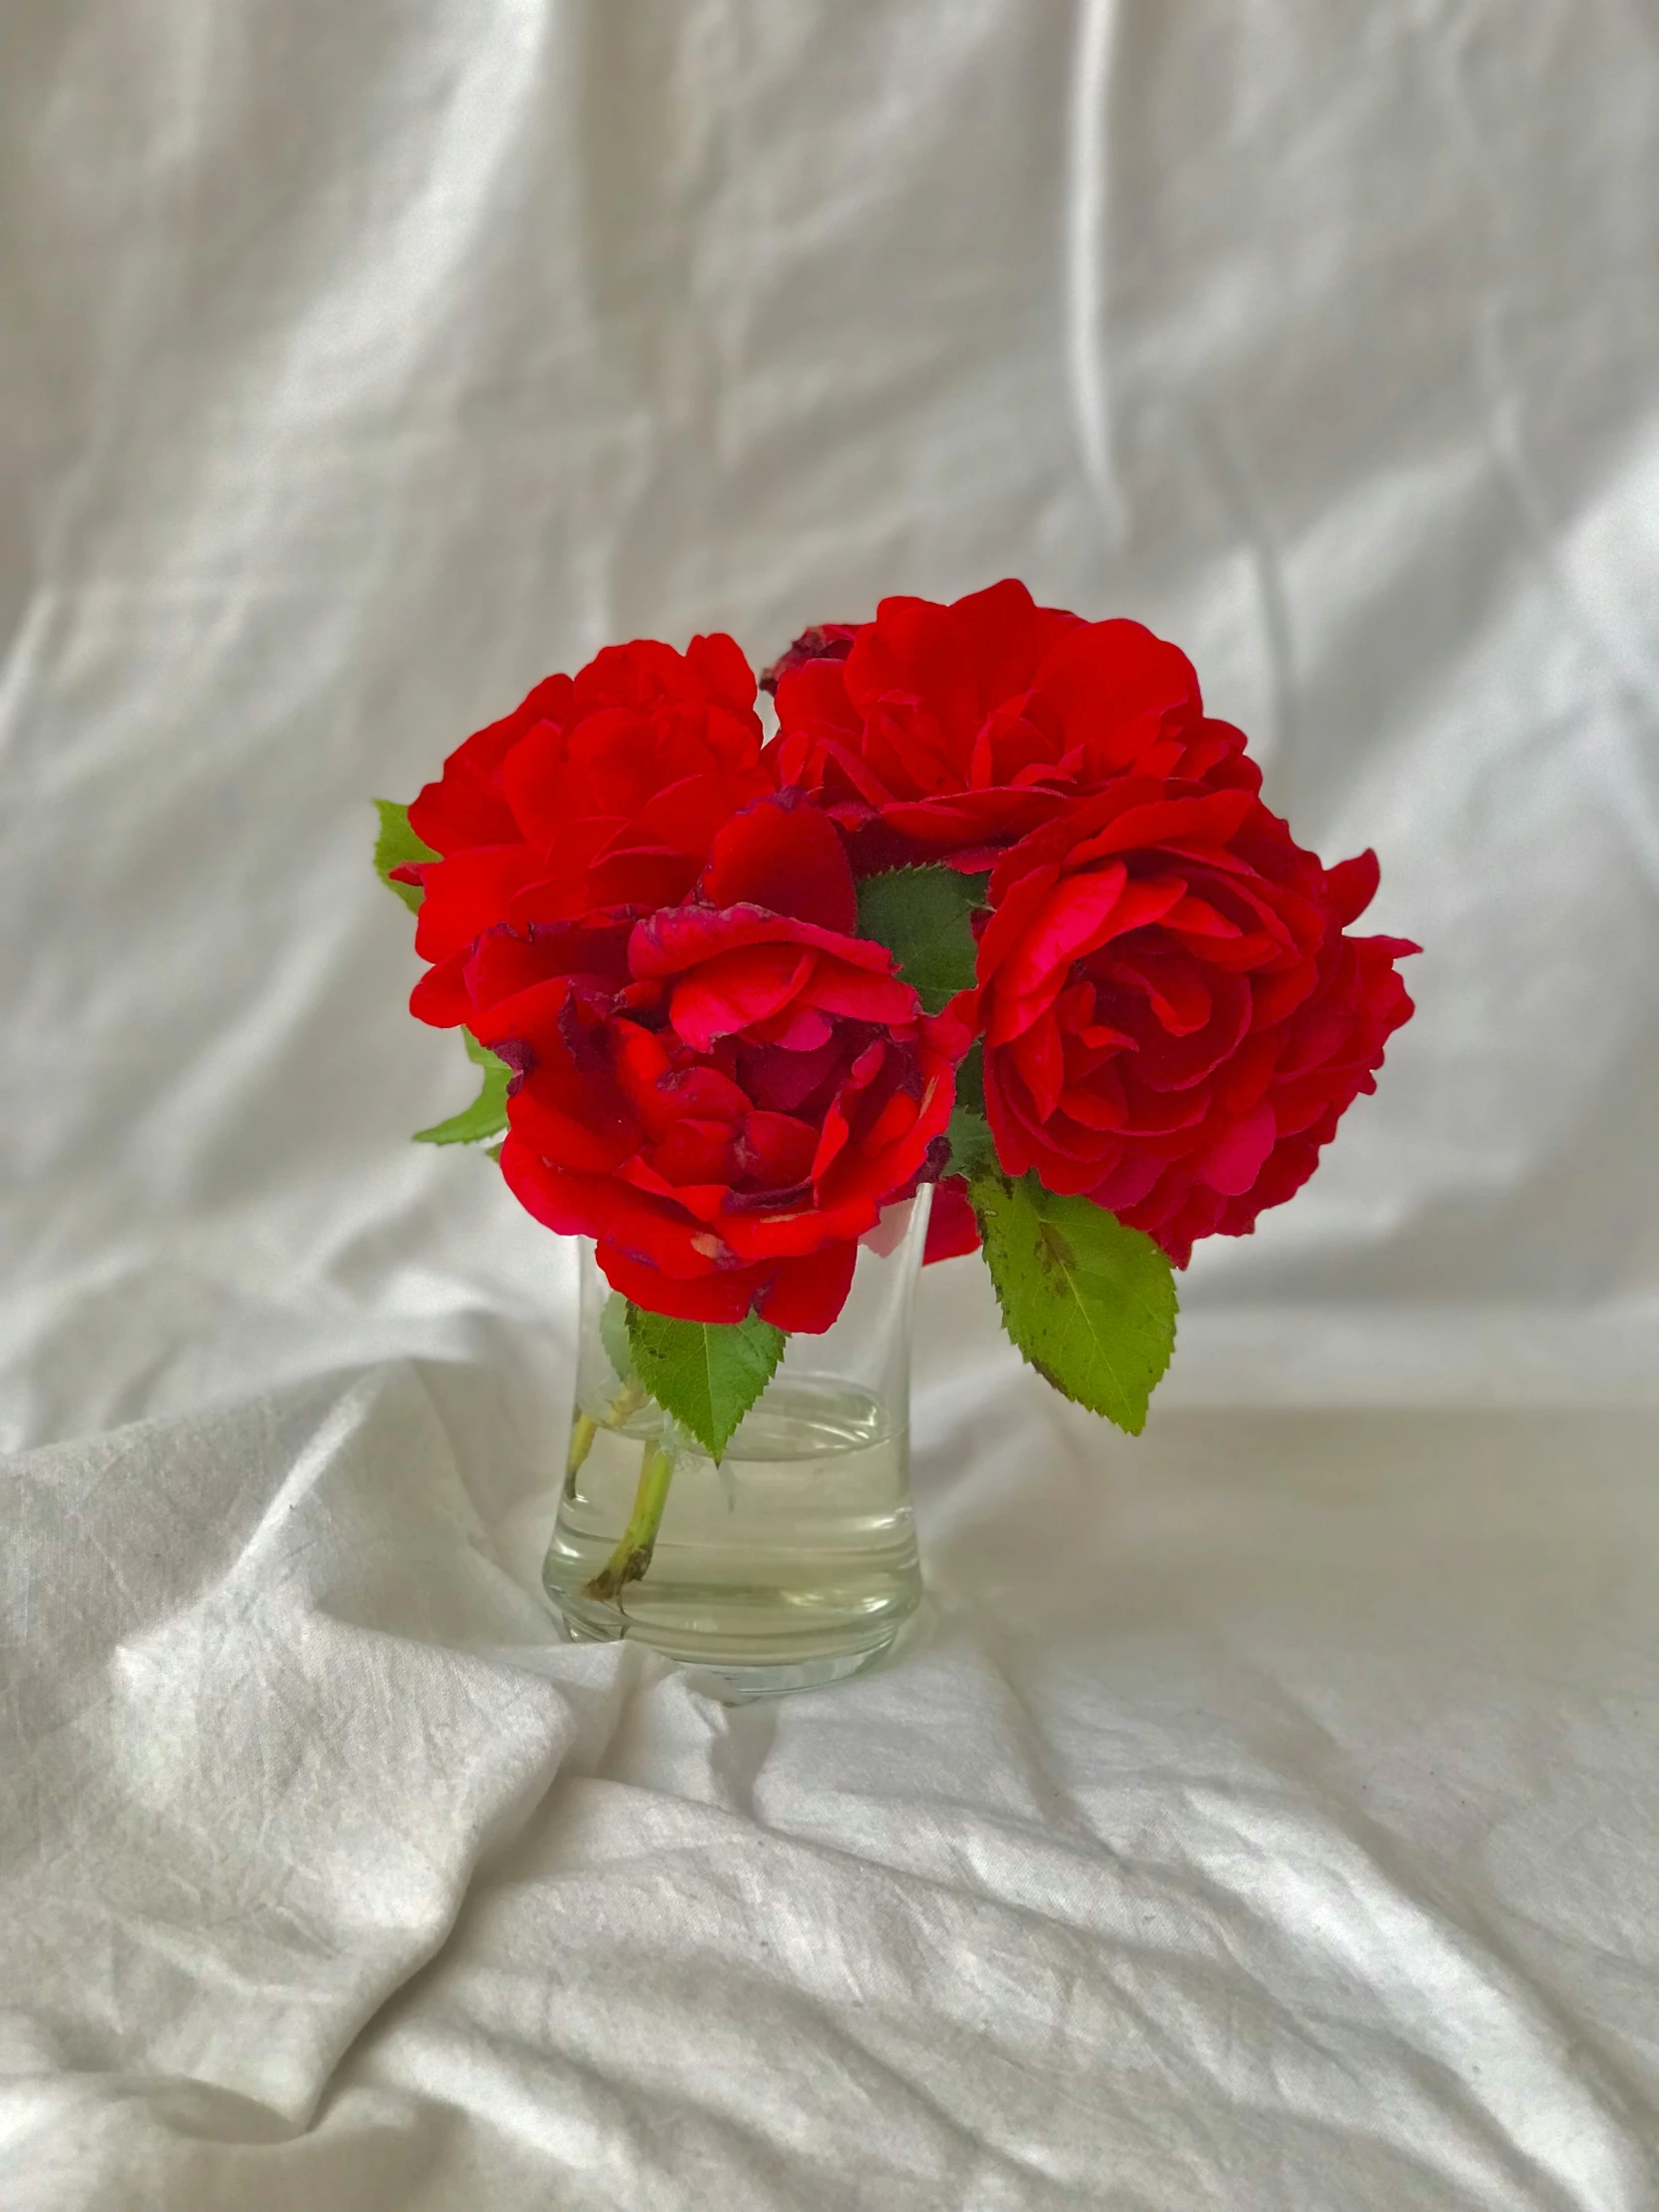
[768,578,1259,872]
[456,798,969,1331]
[398,634,772,1029]
[975,781,1416,1266]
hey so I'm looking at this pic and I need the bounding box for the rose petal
[412,846,545,962]
[650,1117,743,1187]
[669,945,815,1050]
[408,951,475,1029]
[1195,1103,1279,1196]
[596,1242,766,1324]
[738,1109,819,1190]
[630,900,897,980]
[923,1179,982,1263]
[1325,848,1382,927]
[700,796,858,934]
[801,958,919,1028]
[755,1244,858,1334]
[746,1003,835,1052]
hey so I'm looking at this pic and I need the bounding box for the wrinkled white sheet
[2,3,1657,2206]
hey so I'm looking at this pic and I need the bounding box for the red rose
[399,634,772,1028]
[769,579,1258,872]
[457,798,969,1332]
[976,781,1416,1266]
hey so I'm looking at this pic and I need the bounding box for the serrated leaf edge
[372,798,437,913]
[624,1307,787,1462]
[413,1031,510,1145]
[853,864,988,1015]
[969,1173,1178,1436]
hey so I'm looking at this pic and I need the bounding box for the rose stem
[563,1378,649,1498]
[564,1414,598,1495]
[584,1434,676,1602]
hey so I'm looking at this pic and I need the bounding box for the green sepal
[413,1031,511,1147]
[373,799,438,912]
[970,1171,1177,1435]
[854,865,987,1013]
[624,1307,787,1462]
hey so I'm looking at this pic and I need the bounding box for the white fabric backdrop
[2,4,1656,2206]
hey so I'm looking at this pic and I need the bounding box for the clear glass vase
[543,1189,930,1698]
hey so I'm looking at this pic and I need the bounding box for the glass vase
[543,1189,931,1698]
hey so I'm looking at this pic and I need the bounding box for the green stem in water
[564,1413,598,1493]
[584,1434,676,1602]
[563,1378,648,1498]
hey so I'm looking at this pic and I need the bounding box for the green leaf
[413,1032,511,1146]
[625,1307,787,1462]
[854,865,987,1013]
[953,1040,985,1117]
[373,799,438,912]
[599,1292,634,1383]
[944,1103,996,1181]
[971,1172,1177,1435]
[944,1044,991,1175]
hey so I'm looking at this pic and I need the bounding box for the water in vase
[544,1377,921,1689]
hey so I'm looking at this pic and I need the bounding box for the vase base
[545,1588,906,1701]
[676,1647,889,1702]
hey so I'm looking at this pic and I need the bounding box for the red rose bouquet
[376,585,1415,1470]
